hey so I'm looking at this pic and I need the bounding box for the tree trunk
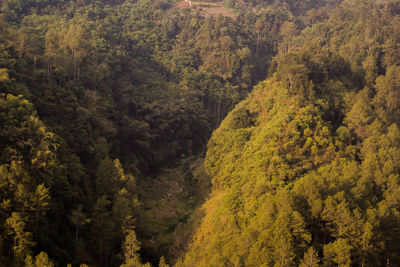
[48,62,50,82]
[33,56,37,73]
[73,48,76,78]
[35,211,39,236]
[13,236,16,257]
[100,210,104,266]
[217,97,221,122]
[76,224,79,249]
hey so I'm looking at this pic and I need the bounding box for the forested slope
[0,0,293,265]
[178,0,400,266]
[1,0,400,266]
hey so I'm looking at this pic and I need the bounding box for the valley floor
[136,158,211,265]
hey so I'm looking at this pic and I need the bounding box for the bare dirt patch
[198,6,236,18]
[174,1,190,8]
[174,1,237,18]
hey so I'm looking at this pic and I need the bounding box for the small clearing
[173,1,237,18]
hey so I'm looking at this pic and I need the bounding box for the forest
[1,0,400,266]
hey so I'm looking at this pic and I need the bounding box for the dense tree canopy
[1,0,400,266]
[177,1,400,266]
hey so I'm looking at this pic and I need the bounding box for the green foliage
[178,1,400,262]
[1,0,400,266]
[25,251,54,267]
[120,229,151,267]
[229,107,256,129]
[0,69,8,82]
[5,212,35,263]
[299,247,320,267]
[373,65,400,124]
[0,0,224,264]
